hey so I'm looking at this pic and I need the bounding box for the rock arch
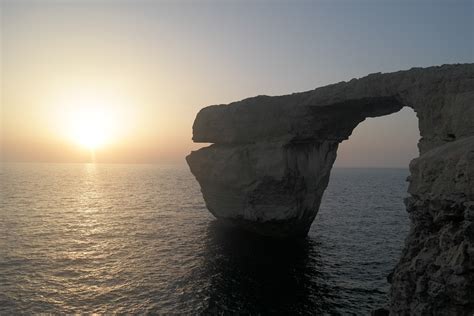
[186,64,474,314]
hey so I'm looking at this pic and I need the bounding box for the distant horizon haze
[0,106,419,168]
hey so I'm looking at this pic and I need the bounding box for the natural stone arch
[186,64,474,314]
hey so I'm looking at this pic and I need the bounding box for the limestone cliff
[390,135,474,314]
[186,64,474,314]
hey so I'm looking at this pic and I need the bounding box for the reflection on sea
[202,221,338,314]
[0,164,409,314]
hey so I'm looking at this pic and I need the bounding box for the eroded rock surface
[390,136,474,314]
[186,64,474,314]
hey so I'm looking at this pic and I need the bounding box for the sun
[73,112,108,150]
[67,96,117,151]
[55,89,131,157]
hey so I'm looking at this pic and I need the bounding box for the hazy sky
[1,0,473,166]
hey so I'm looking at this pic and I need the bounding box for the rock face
[186,64,474,313]
[390,135,474,314]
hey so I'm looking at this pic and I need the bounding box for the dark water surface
[0,163,409,314]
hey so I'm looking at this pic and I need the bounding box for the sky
[1,0,473,167]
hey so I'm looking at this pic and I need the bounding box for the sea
[0,163,410,314]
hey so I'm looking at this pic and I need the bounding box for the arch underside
[186,64,474,314]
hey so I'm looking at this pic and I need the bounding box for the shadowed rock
[186,64,474,314]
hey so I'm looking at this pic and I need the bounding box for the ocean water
[0,163,409,314]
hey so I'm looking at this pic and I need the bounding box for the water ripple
[0,163,409,314]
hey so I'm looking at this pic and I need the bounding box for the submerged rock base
[187,64,474,314]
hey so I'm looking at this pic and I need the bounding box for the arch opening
[312,106,420,311]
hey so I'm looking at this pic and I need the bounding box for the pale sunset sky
[1,0,473,167]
